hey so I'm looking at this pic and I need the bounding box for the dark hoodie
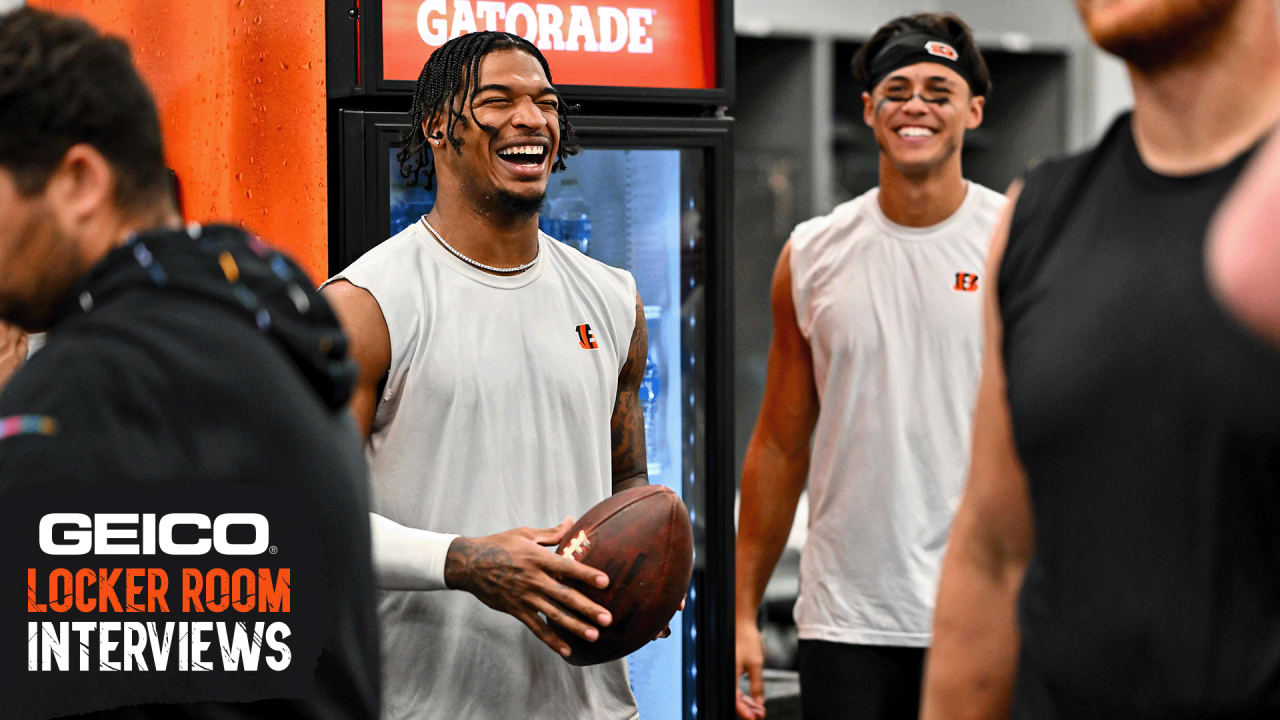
[0,225,378,719]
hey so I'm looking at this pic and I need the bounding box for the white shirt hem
[796,624,931,648]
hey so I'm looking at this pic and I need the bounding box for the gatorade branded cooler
[325,2,734,718]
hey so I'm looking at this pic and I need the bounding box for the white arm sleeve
[369,512,458,591]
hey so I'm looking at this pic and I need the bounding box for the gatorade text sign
[381,0,717,89]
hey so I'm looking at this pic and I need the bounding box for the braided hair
[397,31,579,190]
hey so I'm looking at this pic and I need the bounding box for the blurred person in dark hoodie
[0,8,378,718]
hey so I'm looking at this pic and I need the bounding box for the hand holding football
[553,485,694,666]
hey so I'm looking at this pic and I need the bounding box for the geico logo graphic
[39,513,271,556]
[418,1,656,54]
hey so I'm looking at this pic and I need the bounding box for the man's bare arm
[921,184,1034,720]
[610,292,649,493]
[321,280,390,440]
[735,241,820,720]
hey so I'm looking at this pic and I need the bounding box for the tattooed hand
[443,517,613,657]
[0,322,28,389]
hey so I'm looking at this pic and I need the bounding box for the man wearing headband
[735,13,1002,720]
[923,0,1280,718]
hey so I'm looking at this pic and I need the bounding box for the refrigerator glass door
[388,153,434,236]
[544,149,707,720]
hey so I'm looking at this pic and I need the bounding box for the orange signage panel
[382,0,717,89]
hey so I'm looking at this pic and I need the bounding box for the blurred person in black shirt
[922,1,1280,718]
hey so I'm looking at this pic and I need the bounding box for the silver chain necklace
[421,216,539,275]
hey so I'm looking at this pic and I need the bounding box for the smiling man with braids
[322,32,647,720]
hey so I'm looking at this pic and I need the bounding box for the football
[553,484,694,666]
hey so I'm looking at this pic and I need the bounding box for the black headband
[866,32,974,93]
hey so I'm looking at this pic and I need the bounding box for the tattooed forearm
[444,537,477,590]
[612,388,648,491]
[444,537,517,592]
[612,293,649,493]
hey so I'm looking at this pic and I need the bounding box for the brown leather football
[553,484,693,666]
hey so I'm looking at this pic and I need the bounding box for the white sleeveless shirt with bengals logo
[330,221,638,720]
[789,182,1006,647]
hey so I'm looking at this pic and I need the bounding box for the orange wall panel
[33,0,330,283]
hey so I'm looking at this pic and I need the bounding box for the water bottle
[553,177,591,255]
[390,202,410,235]
[538,209,561,241]
[639,318,664,473]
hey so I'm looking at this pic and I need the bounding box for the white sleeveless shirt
[790,182,1006,646]
[331,220,639,719]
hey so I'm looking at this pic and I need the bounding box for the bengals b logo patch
[925,41,959,62]
[954,272,979,292]
[576,324,598,349]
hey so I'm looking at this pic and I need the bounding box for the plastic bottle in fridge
[538,207,561,241]
[639,316,665,474]
[551,177,591,255]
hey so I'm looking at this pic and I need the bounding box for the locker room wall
[30,0,330,283]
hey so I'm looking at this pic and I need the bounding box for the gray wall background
[0,0,24,13]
